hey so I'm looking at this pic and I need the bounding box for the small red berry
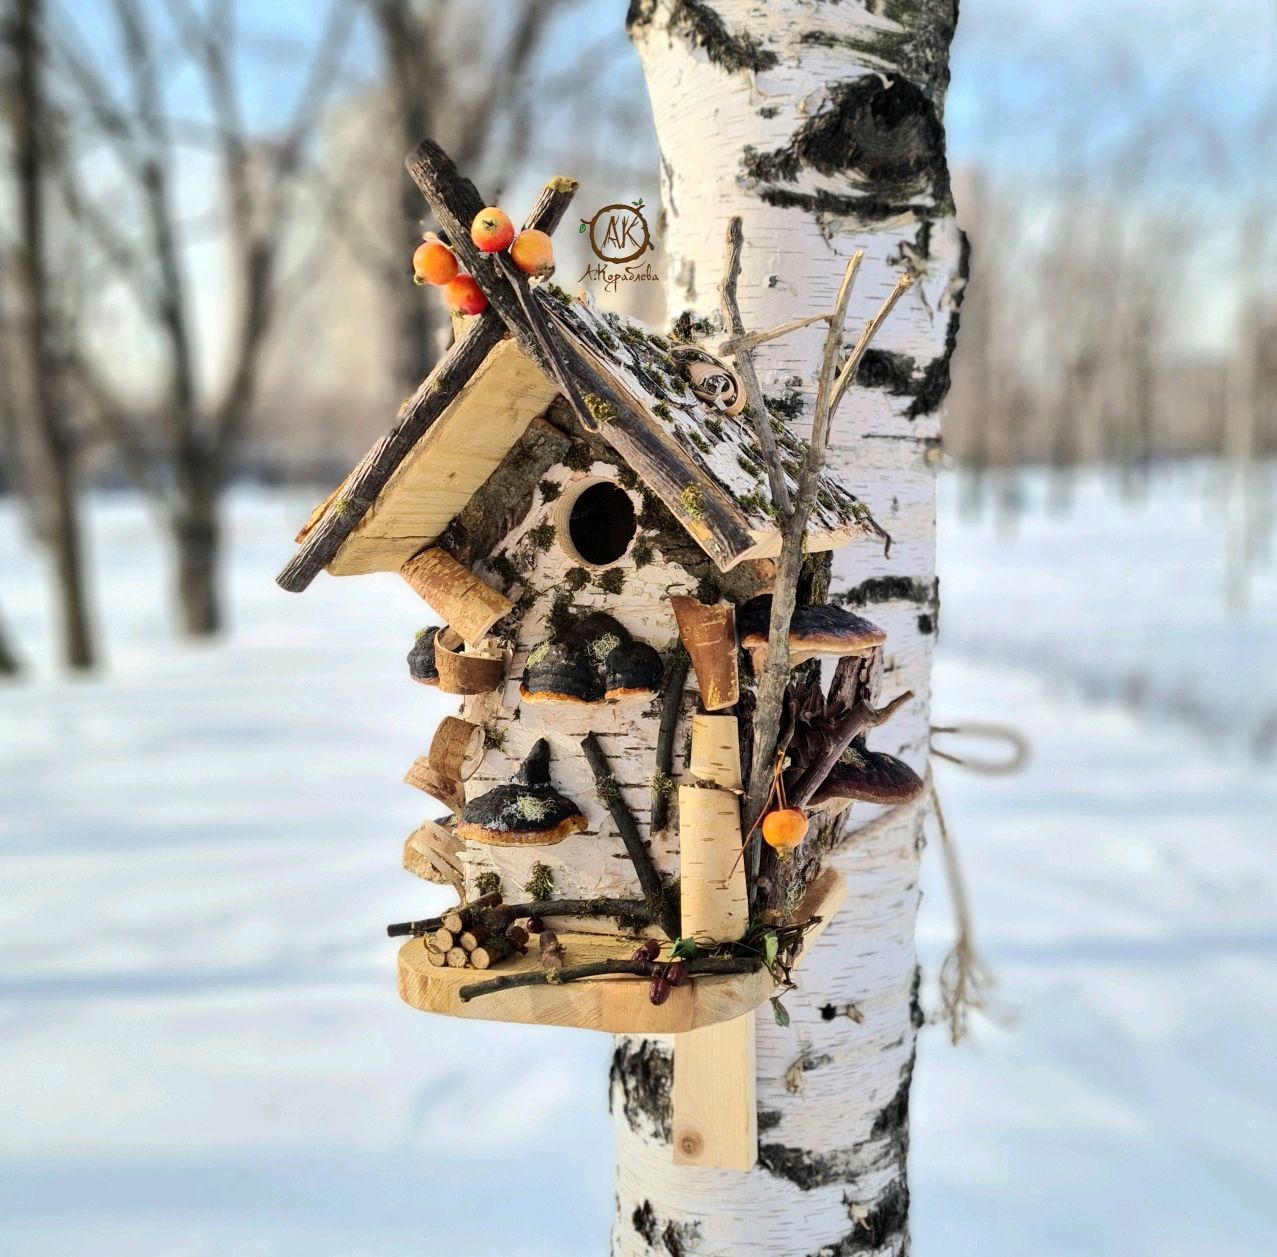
[665,960,688,987]
[413,239,459,286]
[471,206,515,252]
[648,974,671,1006]
[445,274,488,315]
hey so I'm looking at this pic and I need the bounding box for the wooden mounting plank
[396,932,774,1034]
[673,1014,758,1171]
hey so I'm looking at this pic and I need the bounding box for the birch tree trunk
[613,4,965,1253]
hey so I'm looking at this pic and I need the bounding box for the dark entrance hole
[567,481,636,566]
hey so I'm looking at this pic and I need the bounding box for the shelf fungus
[738,595,886,672]
[457,739,587,846]
[521,612,662,706]
[809,737,925,811]
[407,626,440,686]
[602,640,663,702]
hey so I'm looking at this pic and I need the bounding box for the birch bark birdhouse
[276,139,918,1172]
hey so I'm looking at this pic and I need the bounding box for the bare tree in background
[50,0,353,636]
[2,0,95,669]
[361,0,585,383]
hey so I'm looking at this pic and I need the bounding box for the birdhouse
[278,140,924,1171]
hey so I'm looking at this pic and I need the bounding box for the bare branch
[719,217,791,515]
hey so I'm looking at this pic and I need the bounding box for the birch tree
[613,4,965,1253]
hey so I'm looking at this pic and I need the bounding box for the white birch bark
[614,3,965,1253]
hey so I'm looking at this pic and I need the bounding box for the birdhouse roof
[278,288,876,589]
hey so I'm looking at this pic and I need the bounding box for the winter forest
[1,1,1274,1255]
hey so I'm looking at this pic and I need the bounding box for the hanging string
[930,721,1029,775]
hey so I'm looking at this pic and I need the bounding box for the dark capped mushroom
[407,626,440,686]
[457,739,588,846]
[809,737,925,810]
[520,612,637,705]
[738,595,885,672]
[520,640,605,704]
[603,640,664,702]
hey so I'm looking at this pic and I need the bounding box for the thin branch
[458,956,758,1003]
[789,688,914,808]
[830,273,917,413]
[580,733,680,939]
[650,647,689,832]
[386,897,654,938]
[719,217,791,514]
[718,312,833,358]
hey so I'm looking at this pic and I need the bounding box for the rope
[930,721,1029,775]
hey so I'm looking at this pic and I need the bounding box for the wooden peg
[673,1013,758,1172]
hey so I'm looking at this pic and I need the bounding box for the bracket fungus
[738,595,886,672]
[457,739,587,846]
[407,626,440,686]
[809,737,925,811]
[521,612,662,705]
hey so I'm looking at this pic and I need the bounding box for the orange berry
[762,807,809,856]
[470,206,514,252]
[413,240,459,286]
[510,228,555,277]
[445,274,488,315]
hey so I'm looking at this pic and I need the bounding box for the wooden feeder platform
[396,869,847,1035]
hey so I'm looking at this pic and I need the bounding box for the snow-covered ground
[1,469,1274,1256]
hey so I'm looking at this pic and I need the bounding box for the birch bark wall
[615,3,965,1253]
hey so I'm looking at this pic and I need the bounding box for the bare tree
[49,0,353,635]
[361,0,586,384]
[2,0,96,670]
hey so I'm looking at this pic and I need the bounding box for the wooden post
[673,714,756,1171]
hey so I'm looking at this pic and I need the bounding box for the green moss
[653,400,673,422]
[679,483,706,520]
[564,566,589,591]
[526,639,552,668]
[474,871,502,897]
[585,394,619,426]
[546,592,574,638]
[648,333,670,351]
[543,282,572,307]
[524,862,555,901]
[599,330,617,349]
[632,537,654,568]
[596,774,621,806]
[617,466,639,490]
[482,724,506,752]
[527,522,556,552]
[650,770,674,798]
[688,429,711,454]
[694,574,721,604]
[704,416,724,440]
[563,443,595,472]
[594,567,626,594]
[537,479,562,503]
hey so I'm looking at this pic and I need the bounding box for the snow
[1,469,1274,1255]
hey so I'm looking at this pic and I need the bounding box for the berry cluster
[412,206,556,316]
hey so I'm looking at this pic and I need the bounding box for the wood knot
[677,1129,704,1158]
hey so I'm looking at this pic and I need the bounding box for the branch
[830,273,916,414]
[719,217,791,514]
[742,249,866,881]
[650,647,689,832]
[580,733,680,939]
[386,897,653,938]
[718,312,833,358]
[458,956,758,1003]
[789,689,914,808]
